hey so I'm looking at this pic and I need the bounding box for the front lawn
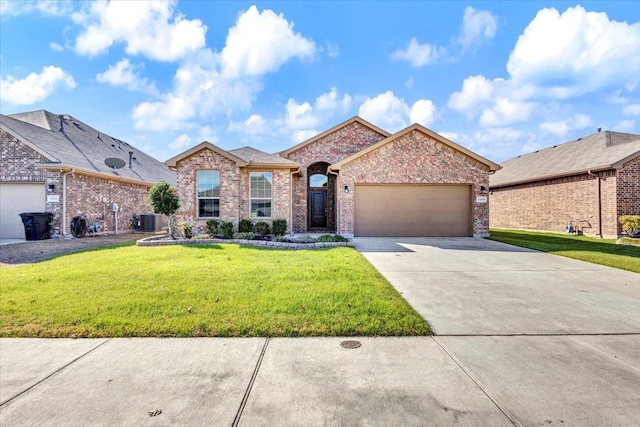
[489,229,640,273]
[0,244,430,337]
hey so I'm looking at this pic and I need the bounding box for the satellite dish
[105,158,126,174]
[105,158,126,169]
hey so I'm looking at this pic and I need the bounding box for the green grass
[0,244,429,337]
[489,229,640,273]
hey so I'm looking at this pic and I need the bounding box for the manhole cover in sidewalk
[340,340,361,349]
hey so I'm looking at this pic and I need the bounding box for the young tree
[148,181,180,238]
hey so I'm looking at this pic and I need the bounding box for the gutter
[490,166,614,189]
[61,168,75,235]
[35,163,157,187]
[587,170,603,237]
[327,166,340,234]
[289,167,301,235]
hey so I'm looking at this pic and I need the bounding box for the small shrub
[272,218,287,237]
[295,235,316,243]
[192,234,209,239]
[181,221,193,239]
[619,215,640,236]
[220,221,234,238]
[255,221,270,236]
[316,234,349,243]
[274,235,289,242]
[238,218,253,233]
[233,232,255,240]
[205,219,219,236]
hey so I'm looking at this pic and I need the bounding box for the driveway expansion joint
[0,338,112,407]
[232,337,270,427]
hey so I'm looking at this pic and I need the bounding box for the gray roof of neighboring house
[1,110,175,186]
[228,146,298,166]
[490,131,640,188]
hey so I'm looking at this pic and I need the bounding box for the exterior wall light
[48,184,55,192]
[344,185,349,193]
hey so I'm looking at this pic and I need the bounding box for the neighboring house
[166,117,500,237]
[490,131,640,238]
[0,110,176,239]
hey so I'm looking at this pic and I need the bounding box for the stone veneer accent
[489,158,640,237]
[335,130,491,237]
[284,121,387,233]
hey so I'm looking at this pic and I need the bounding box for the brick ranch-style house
[166,117,501,237]
[490,131,640,238]
[0,110,176,239]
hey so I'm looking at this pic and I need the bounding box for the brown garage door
[354,184,472,237]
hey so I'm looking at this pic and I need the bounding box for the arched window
[309,174,328,188]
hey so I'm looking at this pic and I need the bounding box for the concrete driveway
[355,237,640,425]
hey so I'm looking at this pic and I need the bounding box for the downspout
[290,167,301,236]
[587,170,602,237]
[328,166,340,235]
[62,168,75,236]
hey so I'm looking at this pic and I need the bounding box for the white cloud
[291,129,318,143]
[507,6,640,97]
[623,104,640,116]
[315,87,352,113]
[447,74,497,115]
[358,91,410,132]
[96,58,158,96]
[0,0,73,16]
[390,37,446,67]
[221,5,315,78]
[614,119,636,132]
[72,0,206,62]
[284,87,352,130]
[409,99,437,127]
[479,98,537,127]
[325,41,340,58]
[0,65,75,105]
[168,134,192,150]
[540,120,570,137]
[49,42,64,51]
[457,6,498,49]
[228,114,270,135]
[573,113,593,129]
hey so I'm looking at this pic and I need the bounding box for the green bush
[220,221,234,238]
[238,218,253,233]
[205,219,219,236]
[233,232,255,240]
[254,221,270,236]
[147,181,180,238]
[295,235,316,243]
[181,222,193,239]
[272,218,287,237]
[619,215,640,236]
[316,234,349,243]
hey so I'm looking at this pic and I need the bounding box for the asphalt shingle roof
[1,110,175,186]
[490,131,640,188]
[228,146,299,165]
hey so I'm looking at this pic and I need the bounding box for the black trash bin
[19,212,53,240]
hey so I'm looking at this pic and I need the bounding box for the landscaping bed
[137,234,354,249]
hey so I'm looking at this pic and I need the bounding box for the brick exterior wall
[174,147,292,233]
[489,169,626,237]
[2,130,153,236]
[284,121,387,232]
[335,130,491,237]
[617,156,640,234]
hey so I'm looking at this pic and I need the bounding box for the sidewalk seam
[0,338,112,407]
[232,337,270,427]
[432,336,520,427]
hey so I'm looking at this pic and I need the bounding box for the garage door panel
[355,184,471,237]
[0,183,46,239]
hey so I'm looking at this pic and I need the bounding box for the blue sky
[1,1,639,163]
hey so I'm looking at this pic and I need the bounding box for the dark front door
[310,190,327,228]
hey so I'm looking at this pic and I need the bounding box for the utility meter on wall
[110,203,119,212]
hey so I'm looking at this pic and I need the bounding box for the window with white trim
[197,170,220,217]
[250,172,272,217]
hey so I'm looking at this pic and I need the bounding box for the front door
[310,190,327,228]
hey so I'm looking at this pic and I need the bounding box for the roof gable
[329,123,501,172]
[280,116,391,157]
[1,111,176,186]
[490,131,640,188]
[165,142,248,168]
[228,146,299,167]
